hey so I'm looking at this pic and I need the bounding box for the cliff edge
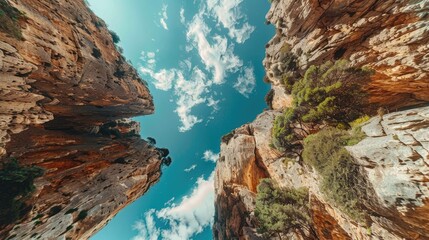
[214,0,429,239]
[0,0,163,239]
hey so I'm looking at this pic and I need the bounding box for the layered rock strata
[214,107,429,240]
[0,0,161,239]
[264,0,429,110]
[214,0,429,239]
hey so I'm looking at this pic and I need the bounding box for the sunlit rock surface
[264,0,429,110]
[214,0,429,239]
[0,0,161,239]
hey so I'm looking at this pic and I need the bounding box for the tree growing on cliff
[272,60,371,154]
[254,179,312,239]
[292,60,370,125]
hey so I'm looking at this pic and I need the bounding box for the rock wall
[1,0,154,156]
[214,106,429,240]
[264,0,429,110]
[3,120,163,240]
[214,0,429,239]
[0,0,162,239]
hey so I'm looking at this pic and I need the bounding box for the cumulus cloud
[159,4,169,30]
[140,51,157,69]
[140,67,175,91]
[206,0,255,43]
[234,65,256,97]
[152,69,176,91]
[187,14,242,84]
[174,69,208,132]
[203,150,219,163]
[132,173,215,240]
[132,209,160,240]
[184,164,197,172]
[139,0,256,132]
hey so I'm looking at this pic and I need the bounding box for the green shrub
[0,159,44,226]
[109,30,120,44]
[255,179,311,238]
[272,60,371,153]
[279,52,300,94]
[350,115,370,128]
[0,1,24,40]
[271,108,302,154]
[303,127,367,222]
[291,60,370,124]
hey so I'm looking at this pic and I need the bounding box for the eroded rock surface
[264,0,429,110]
[0,0,161,239]
[4,120,162,240]
[214,107,429,239]
[215,1,429,238]
[0,0,154,156]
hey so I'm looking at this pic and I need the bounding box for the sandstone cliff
[0,0,162,239]
[265,0,429,111]
[214,0,429,239]
[215,107,429,240]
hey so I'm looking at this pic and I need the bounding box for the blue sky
[88,0,274,239]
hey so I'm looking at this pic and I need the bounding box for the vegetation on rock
[272,60,371,154]
[255,179,313,239]
[303,127,367,222]
[109,30,120,44]
[0,1,24,40]
[0,159,44,226]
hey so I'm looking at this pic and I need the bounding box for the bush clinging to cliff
[255,179,312,238]
[292,60,370,124]
[303,127,367,222]
[109,30,120,44]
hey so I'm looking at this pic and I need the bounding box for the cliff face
[0,0,161,239]
[214,0,429,239]
[215,107,429,240]
[264,0,429,110]
[1,0,154,156]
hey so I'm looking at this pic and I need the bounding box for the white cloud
[206,0,255,43]
[207,97,220,111]
[147,52,156,58]
[160,19,168,30]
[180,7,186,24]
[174,69,208,132]
[159,4,169,30]
[187,14,242,84]
[132,209,160,240]
[138,0,255,132]
[140,51,157,69]
[179,59,192,72]
[203,150,219,163]
[132,173,215,240]
[140,67,175,91]
[234,65,256,97]
[165,197,175,206]
[184,164,197,172]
